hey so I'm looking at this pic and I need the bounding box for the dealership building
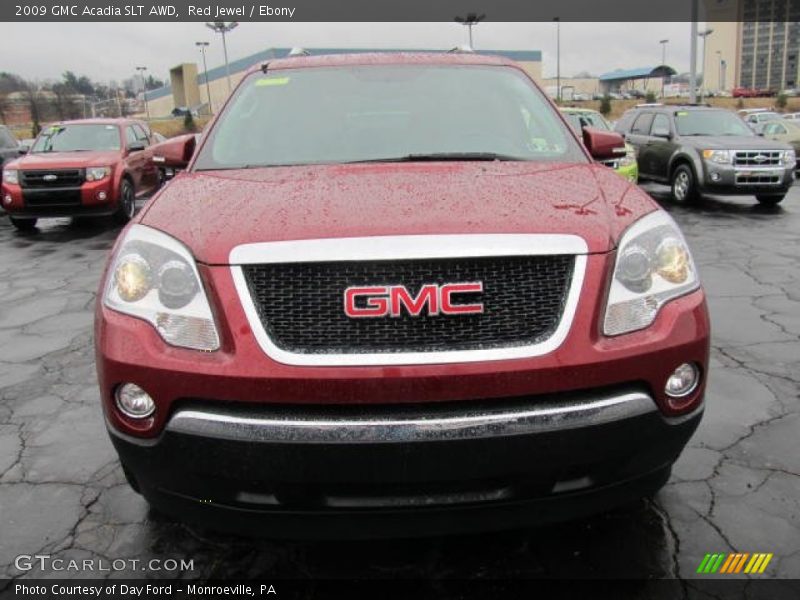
[144,47,543,117]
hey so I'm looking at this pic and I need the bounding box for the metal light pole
[716,50,722,93]
[554,17,561,102]
[689,0,698,104]
[660,39,669,97]
[136,66,150,120]
[698,28,714,103]
[454,13,485,49]
[206,21,238,93]
[196,41,213,113]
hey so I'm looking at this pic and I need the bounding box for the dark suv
[615,105,795,205]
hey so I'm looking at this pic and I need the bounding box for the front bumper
[700,162,794,195]
[615,161,639,183]
[1,179,117,218]
[110,386,702,538]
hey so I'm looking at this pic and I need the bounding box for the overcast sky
[0,22,696,85]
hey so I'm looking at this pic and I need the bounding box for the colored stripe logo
[696,553,773,574]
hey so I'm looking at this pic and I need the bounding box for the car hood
[140,162,656,264]
[682,135,793,150]
[10,150,121,169]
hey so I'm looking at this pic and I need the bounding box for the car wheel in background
[671,164,699,203]
[9,216,37,231]
[756,194,786,206]
[114,179,136,224]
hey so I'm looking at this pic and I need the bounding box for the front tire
[671,164,699,203]
[114,179,136,224]
[9,216,37,231]
[756,193,786,206]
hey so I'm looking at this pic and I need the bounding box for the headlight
[604,211,700,336]
[3,169,18,185]
[104,225,220,351]
[86,166,110,182]
[702,149,731,164]
[618,146,636,167]
[783,149,796,166]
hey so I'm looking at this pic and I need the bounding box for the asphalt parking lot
[0,183,798,585]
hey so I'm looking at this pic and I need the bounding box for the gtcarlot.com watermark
[14,554,194,573]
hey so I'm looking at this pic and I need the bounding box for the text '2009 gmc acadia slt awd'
[95,53,710,538]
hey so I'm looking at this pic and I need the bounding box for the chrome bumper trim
[164,390,659,444]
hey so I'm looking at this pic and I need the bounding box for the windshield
[194,65,584,170]
[563,111,610,133]
[675,111,754,136]
[32,124,121,153]
[756,112,780,122]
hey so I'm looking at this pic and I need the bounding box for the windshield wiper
[345,152,530,163]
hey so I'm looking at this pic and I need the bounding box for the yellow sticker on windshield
[676,111,689,116]
[255,77,290,87]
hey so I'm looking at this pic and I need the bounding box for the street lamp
[659,39,669,97]
[135,66,150,120]
[206,21,238,93]
[554,17,561,102]
[716,50,723,92]
[698,28,714,103]
[454,13,485,49]
[196,41,213,113]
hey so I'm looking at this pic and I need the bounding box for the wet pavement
[0,184,798,586]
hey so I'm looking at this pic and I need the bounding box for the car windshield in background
[564,111,610,133]
[31,124,121,153]
[194,65,584,170]
[674,111,754,136]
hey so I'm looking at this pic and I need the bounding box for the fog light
[665,363,700,398]
[3,195,11,205]
[710,172,721,182]
[115,383,155,418]
[97,191,107,201]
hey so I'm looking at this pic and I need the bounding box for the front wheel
[671,164,699,203]
[9,216,37,231]
[113,179,136,224]
[756,193,786,206]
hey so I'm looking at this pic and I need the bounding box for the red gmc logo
[344,282,484,318]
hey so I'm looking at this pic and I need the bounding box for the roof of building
[598,65,677,82]
[145,47,542,102]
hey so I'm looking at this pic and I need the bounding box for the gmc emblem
[344,282,484,318]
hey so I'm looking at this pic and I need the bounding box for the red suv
[1,118,162,230]
[95,53,710,537]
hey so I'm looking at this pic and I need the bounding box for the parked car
[782,112,800,121]
[761,119,800,166]
[615,105,794,205]
[1,118,163,230]
[0,125,23,175]
[732,87,774,98]
[96,52,709,537]
[171,106,199,118]
[560,107,638,181]
[742,110,782,132]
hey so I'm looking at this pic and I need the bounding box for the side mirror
[582,127,626,161]
[652,128,671,139]
[127,140,146,152]
[18,145,29,155]
[150,134,196,170]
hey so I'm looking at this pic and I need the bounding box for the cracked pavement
[0,184,798,585]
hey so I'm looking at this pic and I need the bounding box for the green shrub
[645,91,657,103]
[183,111,197,133]
[776,92,788,110]
[599,95,612,116]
